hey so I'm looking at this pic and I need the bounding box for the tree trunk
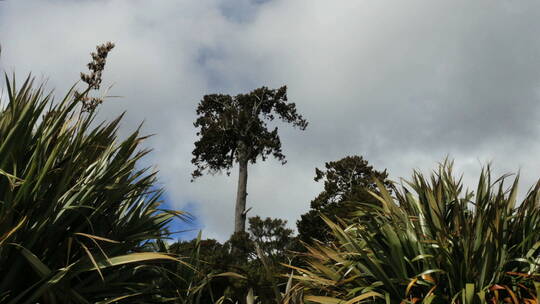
[234,144,249,233]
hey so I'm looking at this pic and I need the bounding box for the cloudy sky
[2,0,540,241]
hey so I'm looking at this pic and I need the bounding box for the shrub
[0,46,184,302]
[294,161,540,303]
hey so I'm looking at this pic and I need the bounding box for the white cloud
[2,0,540,241]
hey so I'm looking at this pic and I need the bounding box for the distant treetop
[191,85,308,180]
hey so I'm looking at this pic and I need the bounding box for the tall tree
[191,86,308,233]
[297,155,391,243]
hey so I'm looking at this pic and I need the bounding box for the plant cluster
[169,216,301,304]
[0,44,196,303]
[293,162,540,303]
[297,156,391,244]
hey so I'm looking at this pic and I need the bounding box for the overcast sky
[2,0,540,241]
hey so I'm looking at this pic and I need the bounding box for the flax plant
[0,44,188,303]
[293,161,540,303]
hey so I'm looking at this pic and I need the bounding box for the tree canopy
[191,86,308,180]
[297,155,391,243]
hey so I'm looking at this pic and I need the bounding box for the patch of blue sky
[129,134,201,242]
[161,195,203,242]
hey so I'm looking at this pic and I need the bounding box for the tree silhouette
[297,155,391,243]
[192,86,307,233]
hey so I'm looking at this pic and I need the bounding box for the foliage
[148,235,226,303]
[293,161,540,303]
[191,85,308,233]
[169,237,236,303]
[0,45,187,302]
[243,216,299,303]
[297,155,390,243]
[171,216,300,304]
[249,216,297,261]
[191,86,308,179]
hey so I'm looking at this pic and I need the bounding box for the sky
[2,0,540,241]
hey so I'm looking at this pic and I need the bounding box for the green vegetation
[0,43,539,303]
[293,161,540,303]
[0,44,199,303]
[0,77,182,302]
[297,156,391,244]
[191,86,308,233]
[170,216,300,303]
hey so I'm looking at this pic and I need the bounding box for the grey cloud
[2,0,540,241]
[219,0,272,23]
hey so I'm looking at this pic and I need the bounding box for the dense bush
[297,155,391,244]
[294,161,540,303]
[0,68,186,302]
[170,216,301,304]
